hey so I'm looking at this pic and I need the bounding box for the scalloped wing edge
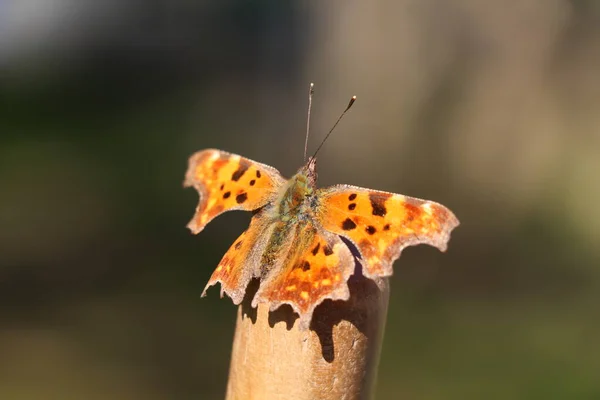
[361,198,459,280]
[183,148,286,234]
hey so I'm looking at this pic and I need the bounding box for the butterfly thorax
[278,172,315,222]
[260,164,318,271]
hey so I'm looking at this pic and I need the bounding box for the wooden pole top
[225,274,390,400]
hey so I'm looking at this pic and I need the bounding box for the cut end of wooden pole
[225,272,390,400]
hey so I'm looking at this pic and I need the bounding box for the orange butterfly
[184,86,459,329]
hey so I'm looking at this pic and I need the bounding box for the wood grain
[225,273,390,400]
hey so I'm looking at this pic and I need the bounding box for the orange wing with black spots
[252,224,355,329]
[316,185,459,279]
[201,208,274,305]
[184,149,286,233]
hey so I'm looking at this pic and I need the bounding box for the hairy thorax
[260,172,316,270]
[278,172,315,222]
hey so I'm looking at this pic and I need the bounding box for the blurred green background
[1,1,599,399]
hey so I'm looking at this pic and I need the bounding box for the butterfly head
[277,157,318,221]
[302,155,318,187]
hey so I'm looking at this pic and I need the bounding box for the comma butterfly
[184,84,459,329]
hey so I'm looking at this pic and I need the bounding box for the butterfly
[184,86,459,329]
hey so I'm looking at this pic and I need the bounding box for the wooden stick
[225,274,390,400]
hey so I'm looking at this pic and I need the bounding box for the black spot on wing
[223,191,231,199]
[365,226,376,235]
[342,218,357,230]
[369,193,390,217]
[348,203,356,211]
[323,245,334,256]
[293,260,311,271]
[349,193,357,201]
[231,161,250,181]
[256,170,262,178]
[236,193,248,204]
[311,242,320,256]
[234,241,243,250]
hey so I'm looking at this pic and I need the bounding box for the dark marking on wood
[236,192,248,204]
[342,218,357,230]
[369,193,390,217]
[231,161,250,181]
[323,245,334,256]
[311,242,321,256]
[366,225,376,235]
[348,203,357,211]
[223,191,231,199]
[250,179,256,186]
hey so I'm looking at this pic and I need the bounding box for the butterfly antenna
[303,83,315,162]
[311,95,357,160]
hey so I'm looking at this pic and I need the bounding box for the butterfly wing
[184,149,286,233]
[201,207,275,304]
[252,223,355,329]
[315,185,459,279]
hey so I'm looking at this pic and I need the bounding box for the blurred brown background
[1,1,599,399]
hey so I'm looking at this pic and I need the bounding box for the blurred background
[1,0,599,399]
